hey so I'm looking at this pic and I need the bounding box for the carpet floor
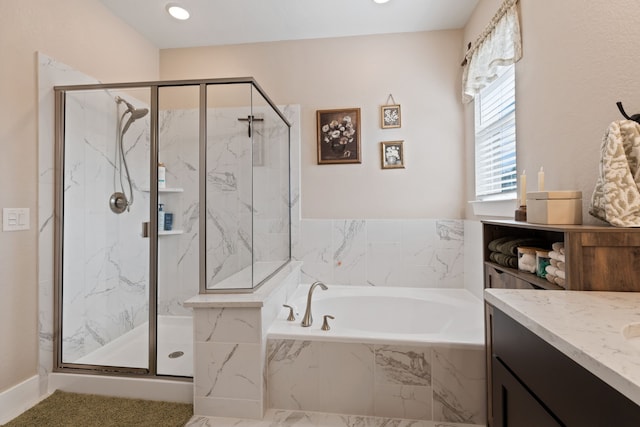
[2,390,193,427]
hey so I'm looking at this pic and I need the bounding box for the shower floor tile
[186,409,484,426]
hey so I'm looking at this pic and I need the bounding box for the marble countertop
[484,289,640,407]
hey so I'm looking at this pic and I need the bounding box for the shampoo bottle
[158,162,166,189]
[158,203,165,231]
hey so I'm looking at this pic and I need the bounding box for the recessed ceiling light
[166,3,190,20]
[373,0,391,3]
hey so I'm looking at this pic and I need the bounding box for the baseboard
[0,375,42,424]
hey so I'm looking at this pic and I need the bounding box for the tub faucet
[301,281,328,327]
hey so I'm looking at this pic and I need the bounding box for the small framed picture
[381,104,401,129]
[316,108,361,164]
[381,141,405,169]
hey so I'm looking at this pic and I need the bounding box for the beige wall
[464,0,640,222]
[0,0,158,392]
[161,31,466,219]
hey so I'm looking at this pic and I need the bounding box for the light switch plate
[3,208,30,231]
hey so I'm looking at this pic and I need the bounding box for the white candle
[538,167,545,191]
[520,170,527,206]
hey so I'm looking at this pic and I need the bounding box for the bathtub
[268,284,484,347]
[266,284,486,424]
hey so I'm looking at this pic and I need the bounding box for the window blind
[475,64,516,199]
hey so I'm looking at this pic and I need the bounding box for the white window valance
[462,0,522,104]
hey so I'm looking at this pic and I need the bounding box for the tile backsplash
[293,219,464,288]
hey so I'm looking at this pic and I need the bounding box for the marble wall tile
[266,339,485,423]
[195,342,262,401]
[375,346,431,386]
[332,220,367,286]
[374,345,432,420]
[194,307,261,344]
[267,340,320,411]
[268,339,379,416]
[187,409,486,427]
[297,220,334,283]
[431,347,485,425]
[194,396,263,420]
[374,383,432,420]
[293,219,465,289]
[317,341,374,414]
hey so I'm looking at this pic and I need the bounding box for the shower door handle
[142,222,149,238]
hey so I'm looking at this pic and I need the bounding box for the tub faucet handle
[321,315,335,331]
[283,304,296,321]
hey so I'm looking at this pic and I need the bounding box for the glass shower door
[59,88,151,372]
[155,85,200,377]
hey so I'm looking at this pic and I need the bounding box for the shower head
[121,109,148,135]
[116,96,149,134]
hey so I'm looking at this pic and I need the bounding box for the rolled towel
[557,261,565,271]
[518,253,537,273]
[548,250,565,262]
[559,247,565,255]
[545,265,559,276]
[552,242,564,252]
[555,277,566,288]
[545,272,557,283]
[556,269,566,279]
[550,259,559,268]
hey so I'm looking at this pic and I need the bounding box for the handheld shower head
[121,108,149,135]
[115,96,149,135]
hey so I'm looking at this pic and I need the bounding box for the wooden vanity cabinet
[487,306,640,427]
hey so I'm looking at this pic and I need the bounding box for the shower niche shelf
[142,187,184,235]
[159,229,183,236]
[142,187,184,193]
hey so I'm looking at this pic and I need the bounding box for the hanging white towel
[590,120,640,227]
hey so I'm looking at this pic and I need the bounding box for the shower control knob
[109,192,129,214]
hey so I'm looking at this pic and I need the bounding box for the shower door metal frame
[53,77,292,378]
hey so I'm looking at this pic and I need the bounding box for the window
[474,64,516,200]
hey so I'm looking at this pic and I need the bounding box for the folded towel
[548,251,565,262]
[496,238,547,256]
[552,242,564,252]
[490,251,518,269]
[556,269,566,279]
[488,236,514,252]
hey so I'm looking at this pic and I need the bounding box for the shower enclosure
[53,78,291,378]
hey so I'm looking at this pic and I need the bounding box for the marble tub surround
[294,219,464,288]
[185,262,302,419]
[187,409,483,427]
[267,340,485,424]
[484,289,640,407]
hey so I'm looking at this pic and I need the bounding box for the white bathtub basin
[269,285,484,348]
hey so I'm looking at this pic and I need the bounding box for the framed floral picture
[381,104,401,129]
[316,108,361,164]
[381,141,405,169]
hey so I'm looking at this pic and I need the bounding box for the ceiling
[98,0,479,49]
